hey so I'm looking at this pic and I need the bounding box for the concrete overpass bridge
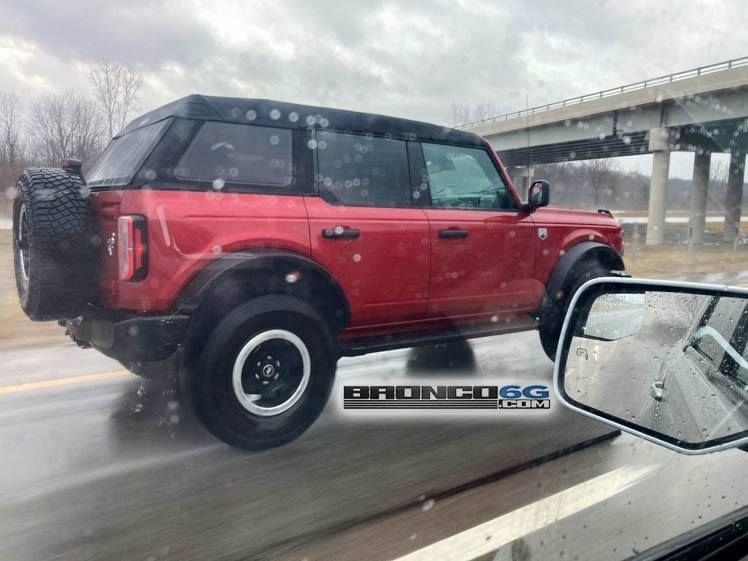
[462,57,748,245]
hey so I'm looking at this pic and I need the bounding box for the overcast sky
[1,0,747,177]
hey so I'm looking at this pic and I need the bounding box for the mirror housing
[527,179,550,210]
[554,277,748,455]
[61,158,83,177]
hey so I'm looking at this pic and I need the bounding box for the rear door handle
[322,226,361,239]
[438,228,469,239]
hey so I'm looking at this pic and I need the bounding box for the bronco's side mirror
[528,179,550,210]
[554,277,748,454]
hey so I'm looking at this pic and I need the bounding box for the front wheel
[183,295,337,450]
[538,260,610,362]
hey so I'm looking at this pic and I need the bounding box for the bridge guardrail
[458,56,748,129]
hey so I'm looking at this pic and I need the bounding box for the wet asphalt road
[1,269,747,560]
[0,331,629,561]
[1,332,746,561]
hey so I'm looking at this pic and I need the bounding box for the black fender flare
[175,250,351,331]
[540,241,626,313]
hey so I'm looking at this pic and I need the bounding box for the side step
[338,316,538,356]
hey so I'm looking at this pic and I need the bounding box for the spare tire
[13,167,97,321]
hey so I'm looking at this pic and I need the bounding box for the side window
[696,298,748,383]
[176,122,293,187]
[317,131,411,207]
[737,342,748,387]
[422,143,516,210]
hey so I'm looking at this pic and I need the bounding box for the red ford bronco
[12,95,625,449]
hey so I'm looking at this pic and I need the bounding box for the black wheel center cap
[253,356,282,386]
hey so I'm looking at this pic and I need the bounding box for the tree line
[533,159,736,212]
[0,62,143,202]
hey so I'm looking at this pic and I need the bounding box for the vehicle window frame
[312,129,415,209]
[418,141,520,212]
[130,119,314,195]
[407,141,432,207]
[718,300,748,387]
[174,120,295,188]
[87,118,173,188]
[692,297,748,383]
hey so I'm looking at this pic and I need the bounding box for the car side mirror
[61,158,82,174]
[528,179,550,210]
[554,277,748,454]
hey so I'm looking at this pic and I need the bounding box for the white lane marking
[617,216,748,224]
[390,463,658,561]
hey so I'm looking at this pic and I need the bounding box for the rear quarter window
[87,120,171,186]
[175,122,293,187]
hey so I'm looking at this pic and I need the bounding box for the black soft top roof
[120,94,485,147]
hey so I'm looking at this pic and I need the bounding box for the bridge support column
[646,128,671,245]
[723,150,745,243]
[688,151,710,245]
[512,166,533,200]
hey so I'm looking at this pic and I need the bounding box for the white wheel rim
[17,203,29,289]
[232,329,311,417]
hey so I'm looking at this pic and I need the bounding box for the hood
[532,207,620,228]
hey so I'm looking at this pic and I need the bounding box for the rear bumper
[65,307,189,362]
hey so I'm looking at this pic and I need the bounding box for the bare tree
[0,92,23,166]
[710,158,728,185]
[471,101,497,123]
[580,158,618,207]
[88,61,144,138]
[27,91,104,169]
[448,101,499,127]
[448,102,472,127]
[0,92,25,206]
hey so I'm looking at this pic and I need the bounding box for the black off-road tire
[538,260,610,362]
[13,168,96,321]
[182,295,337,450]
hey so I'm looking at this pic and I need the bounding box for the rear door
[419,142,541,321]
[305,130,430,330]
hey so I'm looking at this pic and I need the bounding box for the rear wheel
[538,260,610,361]
[183,295,337,450]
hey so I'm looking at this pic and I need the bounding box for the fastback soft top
[120,94,485,147]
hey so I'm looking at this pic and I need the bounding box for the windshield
[1,3,748,561]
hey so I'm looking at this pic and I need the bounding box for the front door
[419,142,541,322]
[305,130,430,331]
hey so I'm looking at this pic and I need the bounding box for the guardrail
[457,56,748,129]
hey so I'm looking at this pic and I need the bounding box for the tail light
[117,215,148,281]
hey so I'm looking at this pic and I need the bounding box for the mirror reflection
[563,287,748,446]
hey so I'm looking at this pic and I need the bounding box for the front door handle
[438,228,469,239]
[322,226,361,239]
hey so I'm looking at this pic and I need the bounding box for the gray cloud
[0,0,747,133]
